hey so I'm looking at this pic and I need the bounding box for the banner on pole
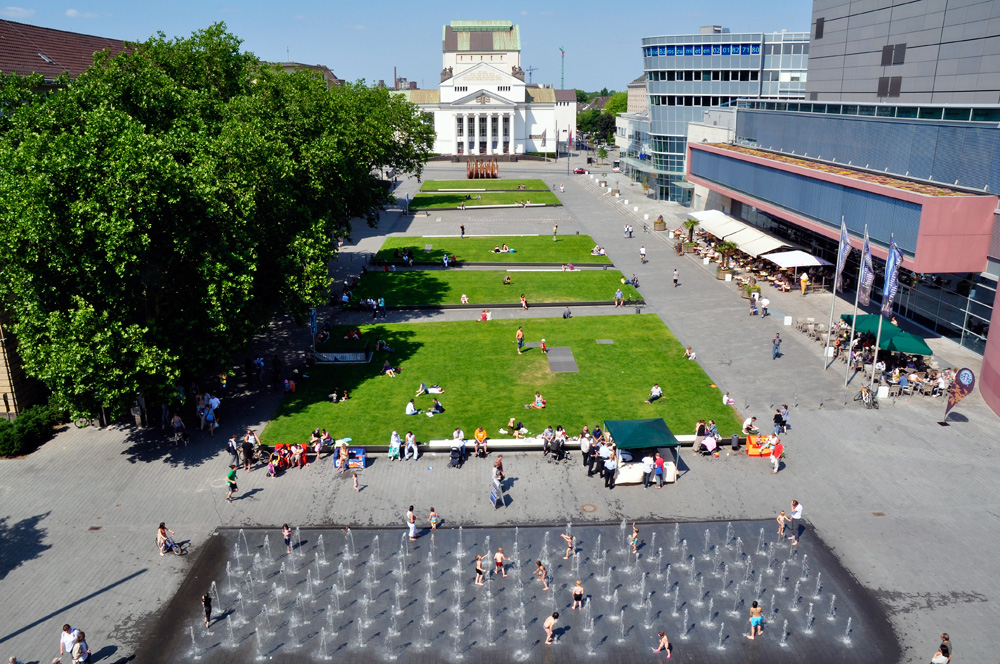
[880,237,903,319]
[945,368,976,418]
[835,219,852,293]
[858,228,875,306]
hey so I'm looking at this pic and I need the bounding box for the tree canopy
[604,91,628,116]
[0,24,433,416]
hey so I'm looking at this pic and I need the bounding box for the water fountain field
[139,521,897,663]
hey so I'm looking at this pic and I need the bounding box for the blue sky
[2,1,813,91]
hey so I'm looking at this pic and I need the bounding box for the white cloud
[520,10,529,15]
[1,6,34,18]
[65,8,98,18]
[345,24,364,31]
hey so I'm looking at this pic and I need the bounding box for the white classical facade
[395,21,577,156]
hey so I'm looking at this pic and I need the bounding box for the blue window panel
[694,45,702,55]
[684,46,693,55]
[930,126,963,183]
[712,45,721,54]
[751,44,760,54]
[741,45,751,55]
[957,128,994,189]
[666,46,675,56]
[721,45,731,55]
[688,150,922,255]
[658,46,665,56]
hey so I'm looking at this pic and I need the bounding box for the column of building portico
[463,114,470,155]
[473,112,480,155]
[486,112,493,156]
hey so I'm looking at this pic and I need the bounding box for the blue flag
[880,237,903,319]
[835,219,852,293]
[858,228,875,306]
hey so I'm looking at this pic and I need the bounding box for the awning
[603,418,679,450]
[689,210,744,238]
[688,210,797,257]
[883,332,934,355]
[765,250,833,269]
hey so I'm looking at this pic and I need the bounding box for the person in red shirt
[540,339,548,354]
[770,438,783,474]
[654,452,666,488]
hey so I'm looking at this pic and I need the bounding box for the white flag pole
[844,224,866,387]
[822,216,846,370]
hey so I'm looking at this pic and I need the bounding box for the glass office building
[628,29,808,203]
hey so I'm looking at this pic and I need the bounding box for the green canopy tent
[883,332,934,355]
[603,418,680,450]
[839,313,902,338]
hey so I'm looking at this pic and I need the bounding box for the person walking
[474,555,486,585]
[225,465,238,502]
[535,561,550,590]
[672,268,679,287]
[460,224,465,238]
[760,296,770,318]
[747,601,764,640]
[241,436,254,472]
[543,612,559,645]
[552,223,558,241]
[652,630,671,657]
[931,633,952,663]
[407,505,418,541]
[283,524,293,554]
[226,436,240,467]
[516,326,524,354]
[780,404,790,433]
[428,507,440,530]
[788,499,803,545]
[494,547,510,577]
[202,593,212,628]
[770,438,784,475]
[71,631,91,664]
[772,333,782,360]
[604,452,618,490]
[772,409,784,436]
[639,245,647,264]
[59,625,80,659]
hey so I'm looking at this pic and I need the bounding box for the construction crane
[559,47,565,89]
[524,66,538,84]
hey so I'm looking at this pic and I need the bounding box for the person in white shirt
[452,427,465,457]
[641,453,655,489]
[759,296,770,318]
[644,384,663,404]
[404,431,419,460]
[405,399,419,415]
[788,500,803,545]
[59,625,80,658]
[723,392,736,406]
[742,417,759,435]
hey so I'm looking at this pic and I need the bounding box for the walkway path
[0,160,997,663]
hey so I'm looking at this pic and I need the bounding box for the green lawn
[377,235,612,264]
[263,315,743,447]
[353,270,640,307]
[419,179,549,191]
[410,191,561,209]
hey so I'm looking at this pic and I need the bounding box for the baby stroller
[449,446,464,468]
[695,435,719,457]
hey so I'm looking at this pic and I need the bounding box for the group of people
[579,426,622,489]
[57,624,91,664]
[590,245,607,256]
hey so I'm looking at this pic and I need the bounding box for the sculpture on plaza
[467,158,499,179]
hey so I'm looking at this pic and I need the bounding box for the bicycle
[853,386,879,410]
[156,536,185,556]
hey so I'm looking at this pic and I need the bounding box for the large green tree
[0,24,433,416]
[603,91,628,116]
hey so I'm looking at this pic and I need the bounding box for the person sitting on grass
[503,275,512,285]
[429,398,445,414]
[502,244,510,252]
[461,294,469,304]
[383,360,396,378]
[645,384,663,404]
[525,392,546,409]
[493,245,502,253]
[684,346,697,361]
[415,382,444,397]
[405,399,420,415]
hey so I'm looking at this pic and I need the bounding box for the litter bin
[587,157,593,164]
[731,434,740,451]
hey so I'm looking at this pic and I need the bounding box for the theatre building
[393,21,577,157]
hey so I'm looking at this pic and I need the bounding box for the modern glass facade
[638,31,808,203]
[730,199,996,355]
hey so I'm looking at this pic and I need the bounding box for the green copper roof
[442,21,520,52]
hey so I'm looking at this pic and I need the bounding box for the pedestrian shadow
[0,512,52,583]
[90,644,118,662]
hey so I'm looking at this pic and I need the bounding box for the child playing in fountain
[535,560,550,590]
[776,510,788,537]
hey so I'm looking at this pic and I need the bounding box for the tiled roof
[442,20,520,52]
[554,89,577,102]
[391,89,441,104]
[0,18,125,79]
[526,88,555,103]
[628,75,646,87]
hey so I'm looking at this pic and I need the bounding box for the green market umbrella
[840,313,901,338]
[882,331,933,355]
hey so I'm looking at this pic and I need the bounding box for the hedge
[0,401,64,457]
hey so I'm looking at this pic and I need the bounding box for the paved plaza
[0,159,996,664]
